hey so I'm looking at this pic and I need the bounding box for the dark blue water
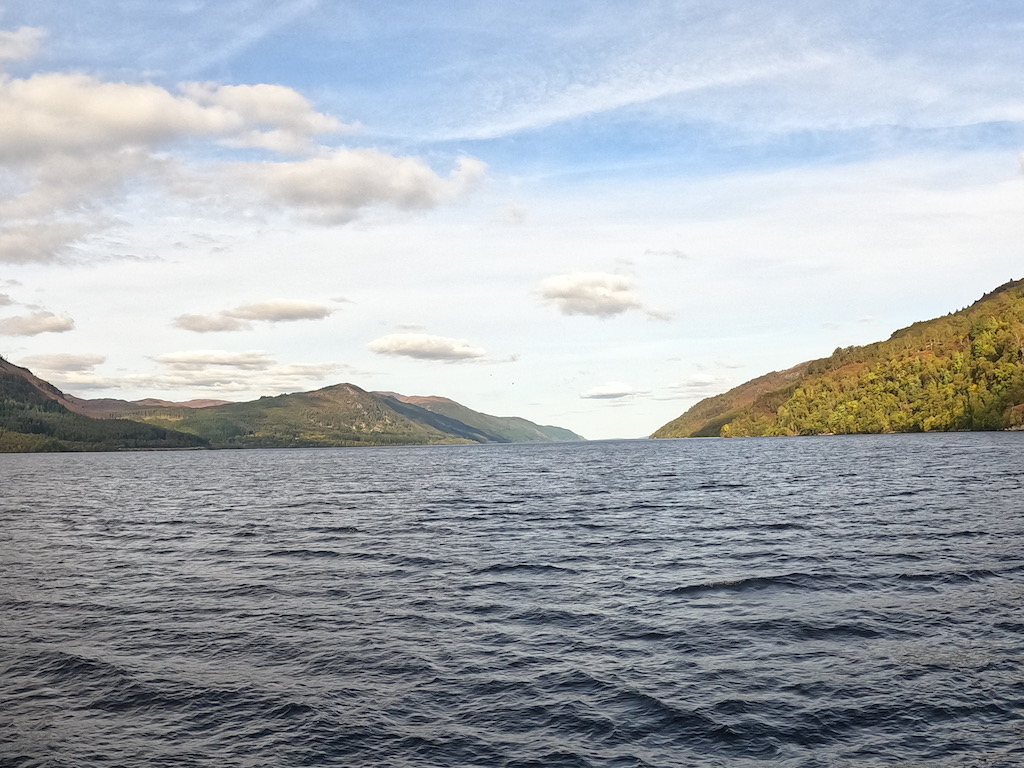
[2,434,1023,767]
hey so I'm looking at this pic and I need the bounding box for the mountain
[653,279,1024,438]
[121,385,584,448]
[0,359,584,451]
[0,358,210,452]
[384,394,585,443]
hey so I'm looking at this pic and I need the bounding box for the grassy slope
[132,384,487,448]
[389,395,585,443]
[653,279,1024,438]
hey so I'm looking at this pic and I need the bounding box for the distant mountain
[384,394,585,443]
[0,360,584,451]
[121,385,585,448]
[653,279,1024,438]
[0,358,209,452]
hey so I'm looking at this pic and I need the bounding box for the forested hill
[0,358,210,452]
[653,278,1024,438]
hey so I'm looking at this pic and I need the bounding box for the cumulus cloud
[538,272,670,320]
[22,353,105,372]
[235,151,487,224]
[0,38,485,263]
[0,293,12,306]
[0,27,44,62]
[173,299,334,332]
[580,381,642,400]
[369,333,487,362]
[0,310,74,336]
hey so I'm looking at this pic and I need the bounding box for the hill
[0,358,210,452]
[121,385,584,448]
[385,394,584,443]
[652,279,1024,438]
[0,360,585,451]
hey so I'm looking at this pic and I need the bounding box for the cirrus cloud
[369,333,487,362]
[538,272,671,320]
[0,310,74,336]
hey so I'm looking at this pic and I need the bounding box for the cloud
[22,353,105,372]
[173,299,334,332]
[235,151,486,224]
[0,27,45,62]
[153,350,275,371]
[0,40,485,263]
[369,333,487,362]
[0,293,12,306]
[0,311,74,336]
[580,382,641,400]
[538,272,670,320]
[229,300,334,322]
[43,350,345,395]
[173,314,252,333]
[143,351,341,392]
[654,373,734,401]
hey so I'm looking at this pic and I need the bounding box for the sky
[1,1,1023,439]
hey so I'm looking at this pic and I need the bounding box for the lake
[1,434,1022,767]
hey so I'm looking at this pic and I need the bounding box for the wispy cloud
[580,381,643,400]
[0,26,45,62]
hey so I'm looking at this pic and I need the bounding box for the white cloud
[153,350,276,371]
[236,151,487,224]
[173,314,252,333]
[22,353,105,372]
[0,311,74,336]
[0,293,12,306]
[580,382,641,400]
[538,272,670,320]
[0,43,485,263]
[654,373,734,401]
[173,299,334,332]
[369,333,487,362]
[229,300,334,322]
[0,27,45,62]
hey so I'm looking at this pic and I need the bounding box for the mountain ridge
[0,359,584,451]
[653,278,1024,438]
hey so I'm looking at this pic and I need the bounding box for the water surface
[2,434,1022,766]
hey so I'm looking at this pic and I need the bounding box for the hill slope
[385,394,585,443]
[0,358,210,452]
[94,384,584,448]
[653,279,1024,438]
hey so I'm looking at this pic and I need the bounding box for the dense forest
[0,370,209,452]
[654,279,1024,438]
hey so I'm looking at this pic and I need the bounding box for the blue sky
[1,1,1023,438]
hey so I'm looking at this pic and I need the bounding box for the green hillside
[653,279,1024,438]
[118,384,584,448]
[386,394,585,443]
[0,359,209,452]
